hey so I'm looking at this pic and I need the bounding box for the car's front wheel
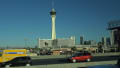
[86,58,91,62]
[26,63,31,66]
[72,59,76,63]
[5,64,11,68]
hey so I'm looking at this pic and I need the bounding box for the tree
[98,42,103,53]
[71,46,77,52]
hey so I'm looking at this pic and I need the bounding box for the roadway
[9,53,120,68]
[31,55,119,66]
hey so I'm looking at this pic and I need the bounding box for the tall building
[37,2,75,49]
[101,37,107,45]
[50,8,56,40]
[80,36,84,45]
[110,29,120,46]
[106,37,111,45]
[70,36,76,45]
[101,37,111,46]
[101,37,104,45]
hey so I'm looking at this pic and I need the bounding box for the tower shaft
[51,15,56,40]
[50,8,56,40]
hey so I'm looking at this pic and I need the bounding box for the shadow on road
[32,58,68,66]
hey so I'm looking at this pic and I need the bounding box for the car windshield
[72,53,83,57]
[0,50,3,57]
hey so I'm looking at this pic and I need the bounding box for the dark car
[1,56,32,67]
[117,58,120,67]
[67,52,92,63]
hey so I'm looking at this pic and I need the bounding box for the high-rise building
[80,36,84,45]
[106,37,111,45]
[101,37,111,46]
[110,29,120,46]
[70,36,76,45]
[101,37,104,45]
[101,37,107,45]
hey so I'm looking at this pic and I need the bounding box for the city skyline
[0,0,120,47]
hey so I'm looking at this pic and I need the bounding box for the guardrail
[30,52,120,60]
[28,52,120,57]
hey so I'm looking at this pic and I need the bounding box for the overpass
[108,20,120,51]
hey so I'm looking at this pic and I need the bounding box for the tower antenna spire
[52,0,54,9]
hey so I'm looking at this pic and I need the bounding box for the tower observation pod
[50,8,56,40]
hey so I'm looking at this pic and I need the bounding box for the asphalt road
[7,55,120,68]
[31,55,120,66]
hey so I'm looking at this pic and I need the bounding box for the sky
[0,0,120,47]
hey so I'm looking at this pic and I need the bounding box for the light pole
[24,38,28,48]
[29,32,38,48]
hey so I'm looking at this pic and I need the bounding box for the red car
[67,52,92,63]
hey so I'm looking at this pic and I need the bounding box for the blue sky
[0,0,120,47]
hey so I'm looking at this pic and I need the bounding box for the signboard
[5,52,24,54]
